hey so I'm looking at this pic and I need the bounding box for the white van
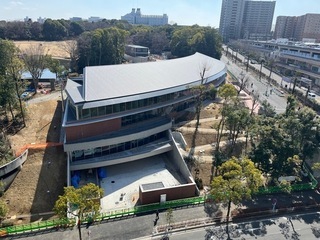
[308,92,316,99]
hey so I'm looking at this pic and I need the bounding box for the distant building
[70,17,83,22]
[24,16,31,22]
[219,0,275,42]
[37,17,46,24]
[121,8,168,26]
[274,14,320,41]
[88,16,101,23]
[242,0,275,40]
[274,16,297,40]
[245,40,320,87]
[219,0,246,42]
[124,45,150,63]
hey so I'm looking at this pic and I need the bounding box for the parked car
[20,91,34,100]
[308,92,316,99]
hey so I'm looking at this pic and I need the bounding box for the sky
[0,0,320,28]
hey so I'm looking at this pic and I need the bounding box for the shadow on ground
[29,100,67,222]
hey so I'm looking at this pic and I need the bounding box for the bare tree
[60,40,78,72]
[250,92,260,116]
[189,64,210,156]
[21,44,49,91]
[237,71,250,95]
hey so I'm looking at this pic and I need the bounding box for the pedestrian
[156,210,159,218]
[153,219,157,226]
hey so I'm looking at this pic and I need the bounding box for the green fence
[0,196,205,237]
[256,165,318,195]
[1,168,317,237]
[0,218,75,237]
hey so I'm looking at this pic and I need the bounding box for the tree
[225,102,250,149]
[218,83,237,101]
[189,65,210,156]
[77,27,128,72]
[213,84,238,171]
[211,157,263,239]
[61,40,78,73]
[165,208,174,228]
[47,57,66,80]
[42,19,68,41]
[21,44,49,91]
[53,183,104,240]
[237,71,250,96]
[258,100,276,118]
[0,199,8,221]
[0,40,26,126]
[285,95,297,117]
[170,26,221,59]
[69,22,84,37]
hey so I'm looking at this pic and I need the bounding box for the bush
[1,219,13,227]
[195,177,203,190]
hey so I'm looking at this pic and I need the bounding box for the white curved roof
[66,52,226,105]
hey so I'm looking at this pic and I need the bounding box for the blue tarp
[71,171,81,188]
[98,168,107,179]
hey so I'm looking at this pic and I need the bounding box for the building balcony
[64,117,172,152]
[280,51,320,65]
[276,62,320,81]
[69,138,173,171]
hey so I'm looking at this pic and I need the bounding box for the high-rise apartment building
[274,16,297,40]
[274,14,320,41]
[242,1,275,40]
[121,8,168,26]
[219,0,275,42]
[219,0,246,42]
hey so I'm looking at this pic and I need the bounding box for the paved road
[224,47,320,104]
[221,54,287,113]
[159,211,320,240]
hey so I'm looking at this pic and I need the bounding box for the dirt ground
[4,92,67,224]
[175,102,222,188]
[14,40,73,59]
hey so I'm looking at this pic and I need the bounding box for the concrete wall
[171,131,187,150]
[0,149,28,177]
[139,182,196,204]
[167,130,196,187]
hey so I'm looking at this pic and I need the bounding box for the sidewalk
[149,189,320,239]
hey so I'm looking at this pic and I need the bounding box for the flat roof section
[141,182,164,191]
[99,154,186,212]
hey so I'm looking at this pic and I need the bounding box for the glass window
[91,108,98,117]
[126,102,132,110]
[102,146,110,154]
[113,104,120,113]
[132,101,138,109]
[82,108,90,119]
[98,106,106,116]
[120,103,126,111]
[106,105,113,114]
